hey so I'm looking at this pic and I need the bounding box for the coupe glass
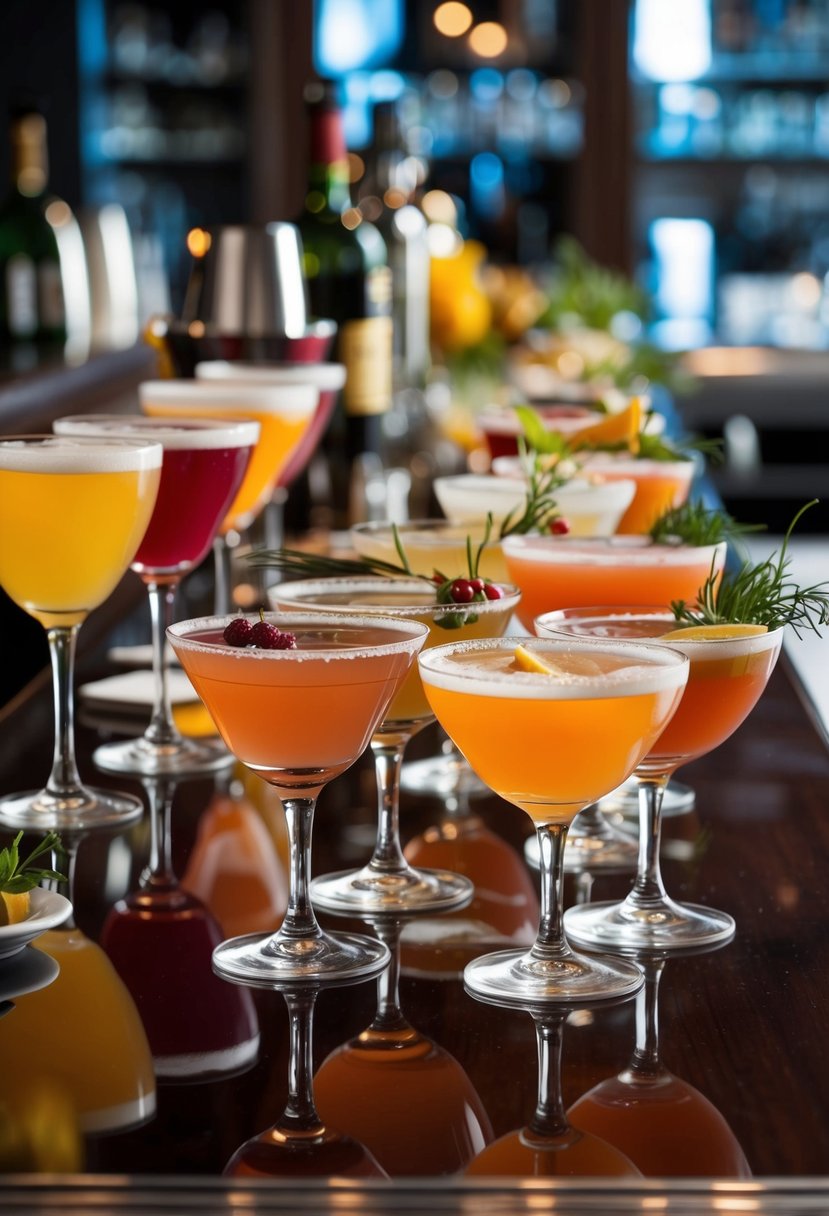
[139,379,317,613]
[53,415,258,777]
[168,611,428,984]
[272,577,520,916]
[0,434,162,831]
[418,636,689,1003]
[536,608,784,949]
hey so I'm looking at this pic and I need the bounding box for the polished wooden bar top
[0,618,828,1211]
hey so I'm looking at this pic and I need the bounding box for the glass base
[524,812,638,874]
[463,944,643,1007]
[212,928,390,987]
[600,777,695,821]
[564,897,736,951]
[0,785,143,832]
[399,753,490,801]
[310,864,474,916]
[93,735,233,778]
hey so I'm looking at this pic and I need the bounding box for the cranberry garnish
[550,517,571,535]
[469,577,485,593]
[448,578,475,604]
[483,582,504,600]
[223,618,253,647]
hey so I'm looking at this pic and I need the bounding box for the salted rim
[434,473,637,512]
[270,576,522,618]
[536,608,786,660]
[477,404,601,434]
[54,415,260,451]
[418,635,689,700]
[0,434,163,473]
[168,612,429,661]
[195,360,346,391]
[139,379,317,417]
[501,534,727,565]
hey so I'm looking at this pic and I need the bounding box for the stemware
[536,608,783,949]
[168,611,428,984]
[53,414,258,777]
[568,948,752,1176]
[0,434,162,831]
[314,916,493,1174]
[139,379,317,613]
[418,635,689,1003]
[272,577,520,916]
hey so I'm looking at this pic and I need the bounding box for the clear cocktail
[168,611,428,983]
[418,636,688,1003]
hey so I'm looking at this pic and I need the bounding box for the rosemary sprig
[650,500,765,548]
[670,500,829,636]
[499,443,570,537]
[246,544,426,583]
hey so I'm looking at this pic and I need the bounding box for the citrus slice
[661,623,769,641]
[0,891,30,926]
[513,644,602,676]
[571,397,642,454]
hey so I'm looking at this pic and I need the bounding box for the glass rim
[270,575,522,617]
[53,414,261,451]
[168,611,429,660]
[535,607,786,654]
[501,533,727,561]
[0,433,163,471]
[138,379,317,415]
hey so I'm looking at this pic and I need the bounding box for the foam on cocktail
[55,416,260,451]
[139,380,317,419]
[502,535,720,568]
[195,360,346,392]
[0,436,163,474]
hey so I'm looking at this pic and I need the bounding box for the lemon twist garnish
[661,623,769,642]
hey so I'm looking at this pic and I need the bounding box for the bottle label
[6,254,37,337]
[341,316,393,416]
[38,260,65,330]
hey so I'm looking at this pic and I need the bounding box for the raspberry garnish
[550,517,571,535]
[250,620,286,649]
[223,618,253,647]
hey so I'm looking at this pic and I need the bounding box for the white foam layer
[434,473,636,526]
[419,637,688,700]
[536,611,785,661]
[168,612,429,662]
[196,360,347,391]
[501,534,726,568]
[54,414,260,451]
[657,626,785,663]
[0,435,162,473]
[139,379,317,418]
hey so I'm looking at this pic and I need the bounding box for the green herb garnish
[650,500,764,548]
[670,501,829,636]
[0,831,65,896]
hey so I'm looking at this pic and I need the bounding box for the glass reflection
[314,915,493,1173]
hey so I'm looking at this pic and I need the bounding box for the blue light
[314,0,404,77]
[470,152,505,220]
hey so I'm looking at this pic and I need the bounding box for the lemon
[513,644,603,677]
[514,644,559,674]
[661,623,769,642]
[0,891,30,926]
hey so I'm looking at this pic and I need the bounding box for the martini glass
[272,577,519,916]
[0,434,162,831]
[53,414,258,777]
[536,608,784,949]
[568,949,752,1176]
[314,916,493,1174]
[139,379,317,613]
[100,774,261,1081]
[167,611,428,984]
[418,636,689,1004]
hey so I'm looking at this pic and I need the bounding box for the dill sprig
[650,500,764,548]
[670,500,829,636]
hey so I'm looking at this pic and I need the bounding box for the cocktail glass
[568,948,751,1176]
[477,402,604,462]
[418,635,689,1003]
[271,577,520,915]
[580,452,696,536]
[53,415,258,777]
[0,434,162,831]
[167,611,428,984]
[314,915,493,1174]
[433,473,636,539]
[139,379,317,613]
[536,608,783,949]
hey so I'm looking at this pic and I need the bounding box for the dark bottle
[297,80,392,528]
[0,103,66,349]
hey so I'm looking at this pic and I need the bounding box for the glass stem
[533,821,569,959]
[529,1012,569,1139]
[45,623,83,799]
[141,777,177,890]
[213,535,235,616]
[630,776,670,908]
[51,833,79,929]
[630,957,665,1079]
[371,919,405,1033]
[279,989,324,1137]
[277,797,321,943]
[144,580,182,748]
[369,738,409,873]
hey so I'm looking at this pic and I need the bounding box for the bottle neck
[305,105,351,214]
[10,113,48,197]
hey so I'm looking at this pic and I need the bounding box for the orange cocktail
[502,535,725,632]
[537,608,783,949]
[419,636,688,1004]
[581,454,695,535]
[168,612,427,986]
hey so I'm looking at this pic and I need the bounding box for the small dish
[0,889,73,960]
[0,946,60,1003]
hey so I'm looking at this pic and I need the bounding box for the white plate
[0,889,73,960]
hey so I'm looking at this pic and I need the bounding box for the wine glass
[536,608,784,949]
[568,948,752,1176]
[0,434,162,831]
[224,981,386,1179]
[139,378,317,613]
[463,989,640,1177]
[271,577,520,916]
[167,610,428,984]
[53,414,259,777]
[418,635,689,1003]
[313,915,494,1174]
[100,775,261,1081]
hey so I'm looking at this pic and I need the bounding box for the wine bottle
[0,102,66,349]
[297,80,392,529]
